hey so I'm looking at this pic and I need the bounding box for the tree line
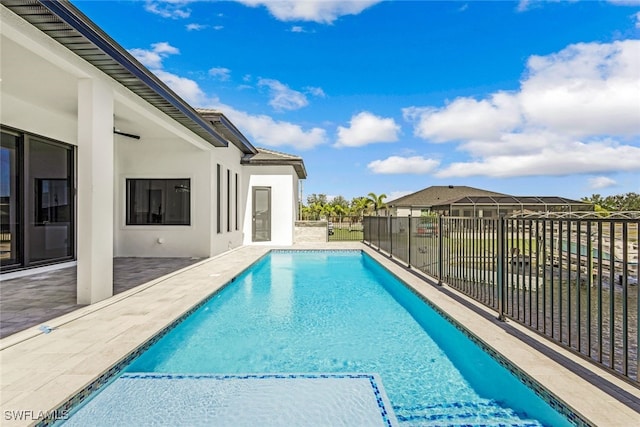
[299,192,640,221]
[581,192,640,213]
[301,192,388,221]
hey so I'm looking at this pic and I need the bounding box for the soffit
[1,0,227,147]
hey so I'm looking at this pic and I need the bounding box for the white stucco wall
[114,138,211,257]
[208,148,246,257]
[243,166,297,246]
[0,92,77,144]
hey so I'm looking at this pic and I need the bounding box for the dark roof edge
[196,109,257,154]
[39,0,228,147]
[217,114,257,154]
[387,185,509,206]
[241,156,307,179]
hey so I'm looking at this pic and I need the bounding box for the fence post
[497,215,506,321]
[363,216,368,245]
[407,215,412,268]
[438,215,444,285]
[389,215,393,257]
[377,216,380,250]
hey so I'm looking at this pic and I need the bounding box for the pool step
[393,400,542,426]
[63,373,399,426]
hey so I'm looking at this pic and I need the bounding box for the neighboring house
[387,186,507,216]
[0,1,305,303]
[386,185,593,217]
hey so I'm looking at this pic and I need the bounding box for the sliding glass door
[0,132,21,268]
[28,138,74,262]
[0,127,74,271]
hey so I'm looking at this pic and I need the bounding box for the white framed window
[126,179,190,225]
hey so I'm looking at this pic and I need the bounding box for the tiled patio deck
[0,243,638,426]
[0,258,202,339]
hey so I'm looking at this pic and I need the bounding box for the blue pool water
[68,250,573,426]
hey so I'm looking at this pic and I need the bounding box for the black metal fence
[327,216,364,241]
[363,213,640,384]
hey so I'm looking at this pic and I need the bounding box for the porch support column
[77,78,114,304]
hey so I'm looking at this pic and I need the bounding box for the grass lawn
[329,228,363,241]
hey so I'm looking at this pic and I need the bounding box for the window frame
[216,164,221,233]
[226,169,231,232]
[125,178,191,226]
[235,173,239,231]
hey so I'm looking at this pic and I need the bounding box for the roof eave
[197,110,257,154]
[241,158,307,179]
[11,0,228,147]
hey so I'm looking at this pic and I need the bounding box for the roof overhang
[241,151,307,179]
[196,109,258,155]
[2,0,228,147]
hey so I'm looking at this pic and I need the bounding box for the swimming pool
[62,250,574,426]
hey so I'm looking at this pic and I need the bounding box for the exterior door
[0,128,74,272]
[252,187,271,242]
[0,132,21,268]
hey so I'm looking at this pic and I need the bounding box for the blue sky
[72,0,640,203]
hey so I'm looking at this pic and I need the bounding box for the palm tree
[321,204,335,221]
[367,192,387,216]
[333,204,347,224]
[350,197,370,221]
[309,201,324,220]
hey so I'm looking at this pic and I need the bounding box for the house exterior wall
[243,166,297,246]
[1,92,77,144]
[208,148,246,257]
[1,5,305,302]
[114,138,212,258]
[389,207,426,217]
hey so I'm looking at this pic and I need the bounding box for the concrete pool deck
[0,243,638,426]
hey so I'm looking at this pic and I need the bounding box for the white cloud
[144,0,192,19]
[128,45,325,150]
[636,11,640,28]
[520,40,640,137]
[589,176,617,189]
[152,42,180,55]
[335,112,400,147]
[305,86,326,98]
[436,139,640,178]
[219,104,328,149]
[368,156,440,175]
[258,78,309,111]
[213,25,225,30]
[403,92,521,142]
[291,26,305,32]
[153,70,207,105]
[129,42,179,69]
[186,23,207,31]
[235,0,381,24]
[209,67,232,81]
[517,0,531,12]
[405,39,640,179]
